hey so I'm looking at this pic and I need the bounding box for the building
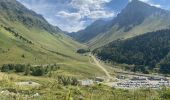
[116,75,126,79]
[79,80,93,86]
[95,77,109,82]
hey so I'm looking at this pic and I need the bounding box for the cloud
[70,0,114,18]
[17,0,114,32]
[56,11,81,21]
[17,0,170,32]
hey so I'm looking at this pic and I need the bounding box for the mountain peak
[130,0,141,2]
[130,0,139,2]
[112,0,167,31]
[128,0,152,8]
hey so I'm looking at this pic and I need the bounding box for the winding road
[90,54,112,79]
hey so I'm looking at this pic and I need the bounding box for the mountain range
[89,0,170,74]
[1,0,170,75]
[2,0,170,99]
[70,0,170,49]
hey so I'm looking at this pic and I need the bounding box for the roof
[79,80,93,86]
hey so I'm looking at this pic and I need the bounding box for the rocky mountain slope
[70,0,170,49]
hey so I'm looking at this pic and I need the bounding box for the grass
[0,19,106,78]
[0,72,166,100]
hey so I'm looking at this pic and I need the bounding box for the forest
[94,29,170,74]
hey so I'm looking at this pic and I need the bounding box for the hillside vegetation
[94,29,170,74]
[0,0,105,78]
[0,73,168,100]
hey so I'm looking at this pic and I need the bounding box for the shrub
[1,64,10,72]
[58,76,78,86]
[21,54,25,58]
[161,89,170,100]
[77,49,90,54]
[31,66,45,76]
[0,64,60,76]
[24,64,31,75]
[15,64,26,72]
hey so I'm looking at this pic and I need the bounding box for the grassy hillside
[0,0,106,78]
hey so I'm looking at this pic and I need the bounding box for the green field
[0,12,106,78]
[0,73,169,100]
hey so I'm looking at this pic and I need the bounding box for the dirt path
[90,54,112,79]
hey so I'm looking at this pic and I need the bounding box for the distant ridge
[70,0,170,49]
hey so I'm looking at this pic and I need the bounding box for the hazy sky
[17,0,170,32]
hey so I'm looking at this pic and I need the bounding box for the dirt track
[91,55,112,79]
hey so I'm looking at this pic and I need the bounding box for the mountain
[0,0,83,65]
[0,0,62,34]
[0,0,107,77]
[106,0,128,12]
[93,29,170,74]
[70,19,111,43]
[71,0,170,49]
[110,0,168,30]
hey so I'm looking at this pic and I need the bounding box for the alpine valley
[1,0,170,100]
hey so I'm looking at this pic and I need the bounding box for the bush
[0,64,60,76]
[21,54,25,58]
[161,89,170,100]
[15,64,26,72]
[31,66,45,76]
[1,64,26,73]
[77,49,90,54]
[24,64,31,75]
[1,64,16,72]
[58,76,78,86]
[1,64,10,72]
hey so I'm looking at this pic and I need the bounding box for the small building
[79,80,93,86]
[116,75,126,79]
[95,77,109,82]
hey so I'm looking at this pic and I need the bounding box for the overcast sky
[17,0,170,32]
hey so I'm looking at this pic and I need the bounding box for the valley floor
[0,72,165,100]
[0,55,170,99]
[90,55,170,89]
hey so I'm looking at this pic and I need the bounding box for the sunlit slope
[71,0,170,49]
[0,0,83,64]
[88,15,170,49]
[0,25,105,78]
[0,0,106,77]
[0,23,83,64]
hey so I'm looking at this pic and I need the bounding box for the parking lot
[105,75,170,89]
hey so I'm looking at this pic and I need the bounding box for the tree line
[94,29,170,74]
[1,64,60,76]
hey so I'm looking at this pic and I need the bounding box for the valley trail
[90,54,112,79]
